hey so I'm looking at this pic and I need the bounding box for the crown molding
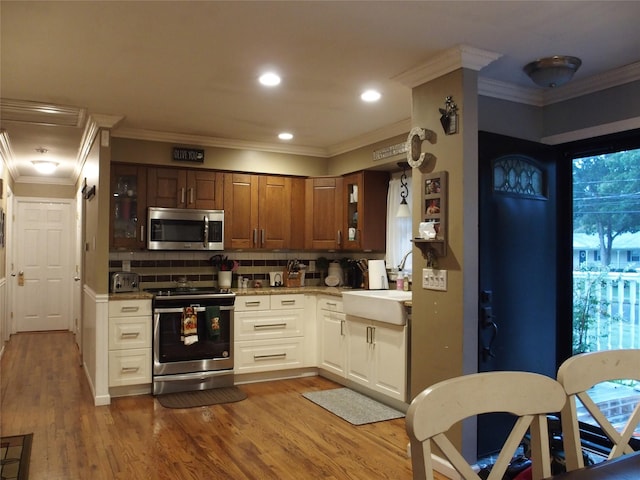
[0,98,86,127]
[15,173,76,186]
[326,118,412,157]
[111,127,330,158]
[74,113,124,182]
[542,60,640,105]
[393,45,502,88]
[478,78,544,106]
[0,129,19,180]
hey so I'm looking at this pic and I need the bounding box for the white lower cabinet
[234,294,305,374]
[108,299,152,387]
[317,296,347,376]
[345,316,407,402]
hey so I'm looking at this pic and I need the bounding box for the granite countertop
[109,286,413,307]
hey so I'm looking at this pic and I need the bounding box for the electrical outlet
[422,268,447,291]
[308,260,316,273]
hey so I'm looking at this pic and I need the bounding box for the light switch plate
[422,268,447,291]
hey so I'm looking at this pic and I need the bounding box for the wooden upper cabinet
[342,171,389,252]
[304,177,343,250]
[224,173,295,249]
[147,167,223,209]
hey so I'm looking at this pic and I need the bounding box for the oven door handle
[153,305,234,314]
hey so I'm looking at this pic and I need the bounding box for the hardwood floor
[0,332,447,479]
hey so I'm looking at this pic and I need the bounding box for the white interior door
[14,199,73,331]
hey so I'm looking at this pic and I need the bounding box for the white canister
[327,262,343,286]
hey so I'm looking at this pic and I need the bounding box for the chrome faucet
[398,249,413,271]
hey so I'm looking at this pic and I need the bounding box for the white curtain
[386,174,413,273]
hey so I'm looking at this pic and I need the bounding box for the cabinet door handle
[280,299,296,306]
[120,332,140,338]
[366,326,370,344]
[261,229,265,246]
[371,326,376,346]
[189,187,194,204]
[340,319,345,336]
[120,306,140,313]
[253,229,258,246]
[254,323,287,330]
[121,366,140,373]
[244,301,262,307]
[326,302,337,307]
[180,187,186,205]
[139,225,145,242]
[337,230,342,246]
[254,353,287,360]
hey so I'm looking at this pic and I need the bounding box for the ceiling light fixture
[32,147,59,174]
[278,132,293,140]
[259,72,281,87]
[361,89,381,102]
[523,55,582,88]
[396,161,411,218]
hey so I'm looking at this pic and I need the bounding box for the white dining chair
[557,349,640,471]
[405,371,567,480]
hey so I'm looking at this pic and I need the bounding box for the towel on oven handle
[205,306,221,339]
[182,306,198,345]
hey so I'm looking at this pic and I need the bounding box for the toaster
[111,272,140,293]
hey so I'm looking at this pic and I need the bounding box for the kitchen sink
[341,290,411,325]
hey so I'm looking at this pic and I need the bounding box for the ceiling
[2,1,640,185]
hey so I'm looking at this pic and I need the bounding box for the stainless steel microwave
[147,207,224,251]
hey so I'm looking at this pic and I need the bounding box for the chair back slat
[406,371,566,480]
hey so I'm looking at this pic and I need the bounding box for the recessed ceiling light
[259,72,281,87]
[361,89,381,102]
[278,132,293,140]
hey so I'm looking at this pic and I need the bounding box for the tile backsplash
[109,250,384,289]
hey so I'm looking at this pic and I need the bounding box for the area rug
[1,433,32,480]
[302,388,405,425]
[157,386,247,408]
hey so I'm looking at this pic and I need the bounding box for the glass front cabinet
[342,171,388,252]
[110,164,147,250]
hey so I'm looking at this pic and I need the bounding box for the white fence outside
[573,271,640,351]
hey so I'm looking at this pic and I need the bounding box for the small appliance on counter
[367,259,389,290]
[111,272,140,293]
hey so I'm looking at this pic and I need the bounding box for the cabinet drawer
[318,296,343,313]
[235,295,271,311]
[270,294,304,310]
[108,299,151,317]
[234,338,303,373]
[108,348,151,386]
[235,309,304,341]
[109,317,151,350]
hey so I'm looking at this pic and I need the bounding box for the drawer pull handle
[326,302,337,307]
[244,301,262,307]
[121,366,140,373]
[254,323,287,330]
[120,332,140,338]
[280,300,296,306]
[120,306,140,313]
[253,353,287,360]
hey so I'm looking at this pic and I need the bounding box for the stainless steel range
[148,287,235,395]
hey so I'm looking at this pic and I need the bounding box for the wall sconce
[396,161,411,218]
[439,96,459,135]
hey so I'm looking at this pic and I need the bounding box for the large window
[572,144,640,453]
